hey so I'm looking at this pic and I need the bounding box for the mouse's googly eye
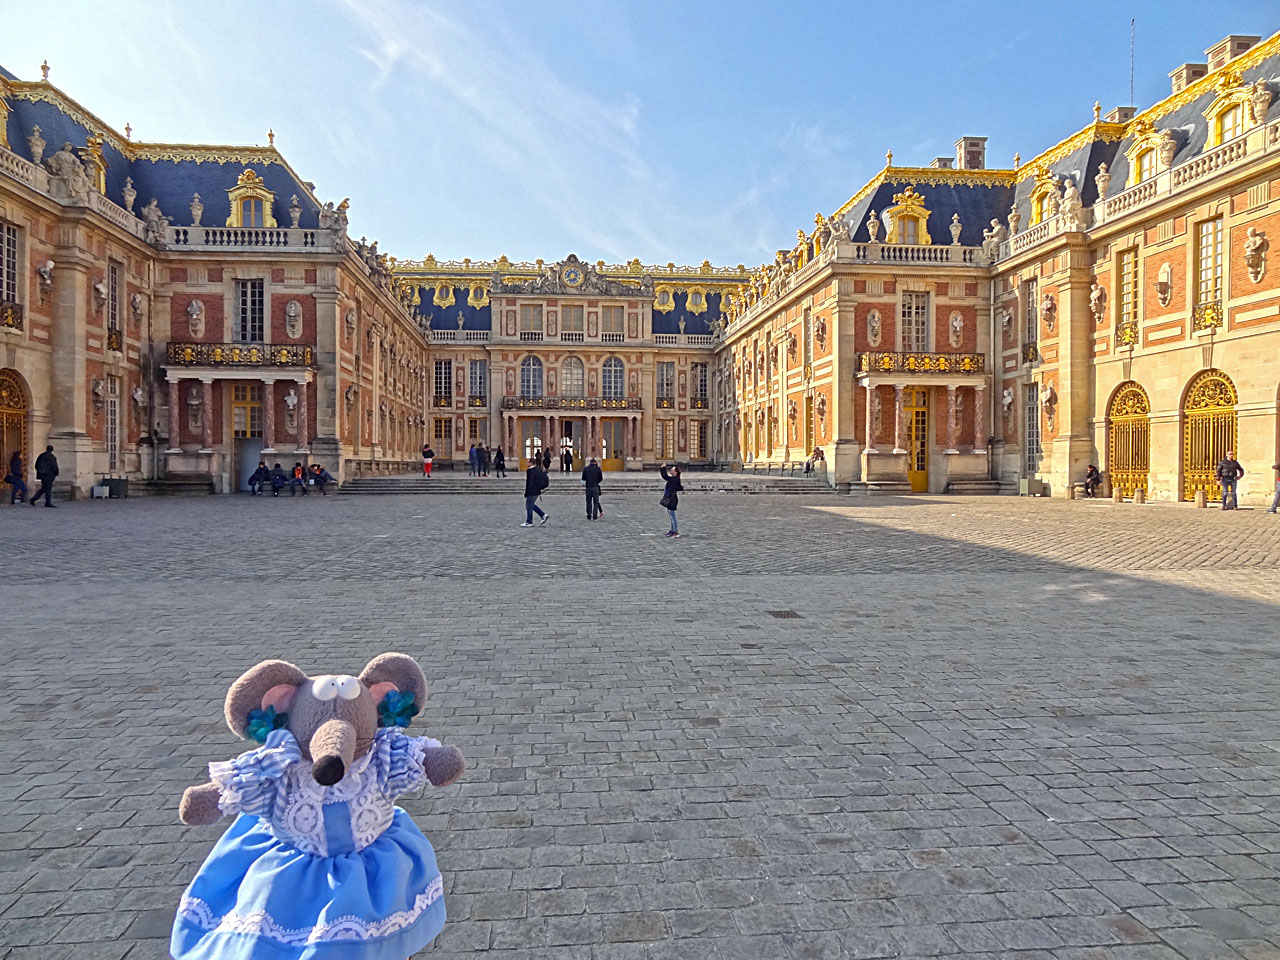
[311,676,339,701]
[335,675,362,700]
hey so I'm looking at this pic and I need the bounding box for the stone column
[166,378,182,452]
[973,386,987,452]
[262,379,276,453]
[945,385,959,454]
[549,415,558,461]
[312,279,340,473]
[296,378,310,453]
[199,378,214,453]
[542,415,550,458]
[48,232,93,494]
[892,384,906,453]
[864,383,877,453]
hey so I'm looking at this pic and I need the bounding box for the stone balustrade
[166,225,329,251]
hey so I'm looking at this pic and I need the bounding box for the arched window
[561,357,584,397]
[1218,104,1243,143]
[520,356,543,397]
[602,357,624,398]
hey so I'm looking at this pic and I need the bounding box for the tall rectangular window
[561,305,583,332]
[1025,384,1041,475]
[468,418,481,442]
[601,305,624,334]
[656,419,675,459]
[1,222,17,305]
[803,308,813,365]
[691,363,708,400]
[900,292,929,352]
[657,361,675,399]
[105,376,120,472]
[433,359,452,399]
[433,417,452,444]
[1196,217,1223,305]
[520,304,543,334]
[235,279,264,342]
[107,262,120,330]
[1023,279,1038,343]
[468,359,487,398]
[690,420,706,459]
[1118,248,1139,329]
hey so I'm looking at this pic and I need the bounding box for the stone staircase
[340,471,836,496]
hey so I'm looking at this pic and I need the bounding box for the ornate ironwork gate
[0,369,28,483]
[1182,369,1237,501]
[1107,382,1150,498]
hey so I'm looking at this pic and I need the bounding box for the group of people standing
[248,461,334,497]
[466,444,507,478]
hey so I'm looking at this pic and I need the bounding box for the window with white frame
[900,292,930,352]
[691,362,708,400]
[520,356,543,397]
[468,359,487,398]
[107,262,121,331]
[235,279,264,342]
[561,356,584,396]
[106,376,120,472]
[561,304,583,332]
[433,359,452,400]
[1196,217,1223,305]
[602,357,624,399]
[601,305,624,334]
[655,419,675,459]
[0,222,17,305]
[1023,279,1038,342]
[1118,248,1138,329]
[657,361,675,400]
[1025,383,1041,475]
[520,304,542,333]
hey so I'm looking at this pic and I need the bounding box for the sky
[0,1,1272,267]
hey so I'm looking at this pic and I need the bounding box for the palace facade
[2,28,1279,501]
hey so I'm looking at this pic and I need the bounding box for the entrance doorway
[231,382,263,491]
[560,419,584,470]
[0,370,29,487]
[520,419,543,469]
[1107,381,1150,499]
[1181,369,1237,501]
[601,419,625,470]
[905,387,929,492]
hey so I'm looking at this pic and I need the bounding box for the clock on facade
[561,265,584,288]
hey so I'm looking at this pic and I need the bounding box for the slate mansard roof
[1,65,325,230]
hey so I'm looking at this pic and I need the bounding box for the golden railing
[1192,300,1223,330]
[857,352,985,374]
[106,327,124,352]
[166,342,316,367]
[0,301,22,331]
[1021,343,1038,364]
[499,396,641,410]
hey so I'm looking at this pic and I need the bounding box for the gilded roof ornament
[237,168,266,186]
[124,123,132,140]
[885,148,893,166]
[268,128,275,147]
[1093,101,1101,121]
[40,60,49,82]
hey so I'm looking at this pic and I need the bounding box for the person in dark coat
[6,451,27,504]
[541,447,552,471]
[1216,452,1244,510]
[480,445,491,477]
[468,444,479,477]
[493,446,506,478]
[309,463,335,495]
[561,449,572,472]
[248,460,270,496]
[659,463,683,537]
[1083,464,1102,498]
[270,463,288,496]
[521,459,549,526]
[289,462,309,496]
[30,445,57,508]
[582,457,604,520]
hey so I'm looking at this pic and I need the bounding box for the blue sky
[0,1,1271,266]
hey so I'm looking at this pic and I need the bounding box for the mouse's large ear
[359,653,428,716]
[224,660,307,739]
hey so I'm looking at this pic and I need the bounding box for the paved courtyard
[2,487,1280,960]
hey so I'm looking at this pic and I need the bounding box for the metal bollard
[1134,489,1145,504]
[1194,489,1207,508]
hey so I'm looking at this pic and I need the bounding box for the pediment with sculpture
[489,254,655,297]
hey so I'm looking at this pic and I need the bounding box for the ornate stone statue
[186,299,206,339]
[122,176,136,214]
[289,194,302,228]
[1046,181,1062,218]
[1157,131,1177,168]
[27,125,46,165]
[867,309,882,348]
[981,219,1008,262]
[1060,177,1085,232]
[1043,383,1058,432]
[865,209,880,243]
[187,384,203,431]
[1093,162,1111,202]
[949,312,964,347]
[1089,283,1107,324]
[1040,292,1057,332]
[1007,203,1021,237]
[285,299,303,339]
[130,292,144,320]
[318,202,335,230]
[344,308,356,338]
[45,141,90,203]
[190,193,204,227]
[1002,387,1014,415]
[131,385,145,408]
[92,279,108,314]
[1249,79,1272,126]
[816,393,827,429]
[1244,227,1269,283]
[812,213,830,252]
[284,388,299,430]
[949,214,962,245]
[36,260,53,303]
[140,198,171,247]
[1156,262,1172,306]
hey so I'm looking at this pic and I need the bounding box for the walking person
[289,462,309,497]
[422,444,434,478]
[6,450,27,504]
[582,457,603,520]
[30,445,58,508]
[659,463,683,538]
[269,463,287,496]
[493,446,506,478]
[468,443,479,477]
[1215,451,1244,510]
[1267,462,1280,514]
[521,457,549,527]
[561,449,572,473]
[248,460,270,496]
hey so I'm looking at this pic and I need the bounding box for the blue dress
[171,728,448,960]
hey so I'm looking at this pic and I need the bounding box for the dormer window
[883,185,932,244]
[225,169,278,229]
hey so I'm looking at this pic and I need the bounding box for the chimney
[1204,35,1261,71]
[1104,106,1136,123]
[1169,62,1208,93]
[929,157,954,169]
[954,136,987,170]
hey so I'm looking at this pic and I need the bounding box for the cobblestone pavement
[2,490,1279,960]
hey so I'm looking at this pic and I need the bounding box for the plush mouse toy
[170,653,464,960]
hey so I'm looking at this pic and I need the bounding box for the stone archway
[1181,369,1238,501]
[0,369,30,478]
[1106,381,1150,499]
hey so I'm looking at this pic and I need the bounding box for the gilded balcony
[166,341,316,367]
[432,396,452,408]
[0,300,22,332]
[690,397,709,409]
[857,351,985,375]
[1021,343,1039,364]
[106,327,123,352]
[499,396,642,411]
[1192,300,1223,331]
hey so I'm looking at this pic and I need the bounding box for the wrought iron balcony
[432,396,452,408]
[1116,319,1139,346]
[0,300,22,332]
[166,341,316,367]
[656,396,675,409]
[1021,343,1039,364]
[857,351,985,375]
[468,395,486,407]
[690,397,709,409]
[1192,300,1223,331]
[106,327,123,352]
[500,396,642,411]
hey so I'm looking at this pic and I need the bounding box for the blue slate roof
[844,177,1014,246]
[413,287,492,331]
[652,290,719,336]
